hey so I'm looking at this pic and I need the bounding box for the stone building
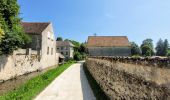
[22,22,59,68]
[56,41,74,59]
[87,36,131,56]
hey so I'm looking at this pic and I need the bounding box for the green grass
[83,63,109,100]
[0,61,75,100]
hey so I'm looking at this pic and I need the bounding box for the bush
[74,52,82,61]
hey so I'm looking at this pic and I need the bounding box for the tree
[79,43,87,53]
[141,39,154,56]
[73,51,82,61]
[141,45,153,56]
[0,0,30,54]
[155,39,164,56]
[130,42,141,56]
[56,37,63,41]
[163,39,169,56]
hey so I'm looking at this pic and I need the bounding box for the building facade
[87,36,131,57]
[56,41,74,59]
[22,22,59,68]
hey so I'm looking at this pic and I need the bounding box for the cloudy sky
[18,0,170,46]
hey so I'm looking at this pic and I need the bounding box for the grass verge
[83,63,109,100]
[0,61,75,100]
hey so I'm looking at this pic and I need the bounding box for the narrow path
[35,62,96,100]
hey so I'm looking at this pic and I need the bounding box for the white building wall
[41,23,58,68]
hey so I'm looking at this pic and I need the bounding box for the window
[51,48,53,55]
[47,47,49,55]
[66,47,68,50]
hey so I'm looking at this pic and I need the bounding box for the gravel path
[35,62,96,100]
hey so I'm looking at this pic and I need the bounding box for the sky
[18,0,170,46]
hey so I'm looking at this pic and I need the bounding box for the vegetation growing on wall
[0,0,30,55]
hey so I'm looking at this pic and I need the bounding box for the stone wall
[85,57,170,99]
[0,49,58,82]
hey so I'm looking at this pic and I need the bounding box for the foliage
[155,39,164,56]
[155,39,169,56]
[65,39,80,48]
[0,61,75,100]
[0,31,31,54]
[163,39,169,56]
[141,45,153,56]
[141,38,154,56]
[83,63,108,100]
[0,0,30,55]
[73,51,83,61]
[79,43,87,53]
[130,42,141,56]
[65,38,87,61]
[56,37,63,41]
[0,27,4,41]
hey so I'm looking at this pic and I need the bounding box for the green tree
[130,42,141,56]
[73,51,82,61]
[163,39,169,56]
[141,38,154,56]
[141,45,153,56]
[0,0,30,54]
[56,37,63,41]
[155,39,164,56]
[79,43,87,53]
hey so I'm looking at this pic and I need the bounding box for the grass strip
[0,61,75,100]
[83,63,109,100]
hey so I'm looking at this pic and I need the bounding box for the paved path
[35,62,96,100]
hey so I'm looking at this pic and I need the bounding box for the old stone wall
[0,49,58,82]
[85,57,170,100]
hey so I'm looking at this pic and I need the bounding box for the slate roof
[56,41,75,47]
[87,36,131,47]
[21,22,50,35]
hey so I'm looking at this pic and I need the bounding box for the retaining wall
[85,57,170,100]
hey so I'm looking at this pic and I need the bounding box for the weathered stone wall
[0,49,58,82]
[85,57,170,100]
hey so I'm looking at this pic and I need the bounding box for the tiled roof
[87,36,131,47]
[56,41,75,47]
[21,22,50,35]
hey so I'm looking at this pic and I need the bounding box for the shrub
[74,51,82,61]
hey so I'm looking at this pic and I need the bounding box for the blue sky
[18,0,170,46]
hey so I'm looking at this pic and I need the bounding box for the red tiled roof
[87,36,131,47]
[21,22,50,35]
